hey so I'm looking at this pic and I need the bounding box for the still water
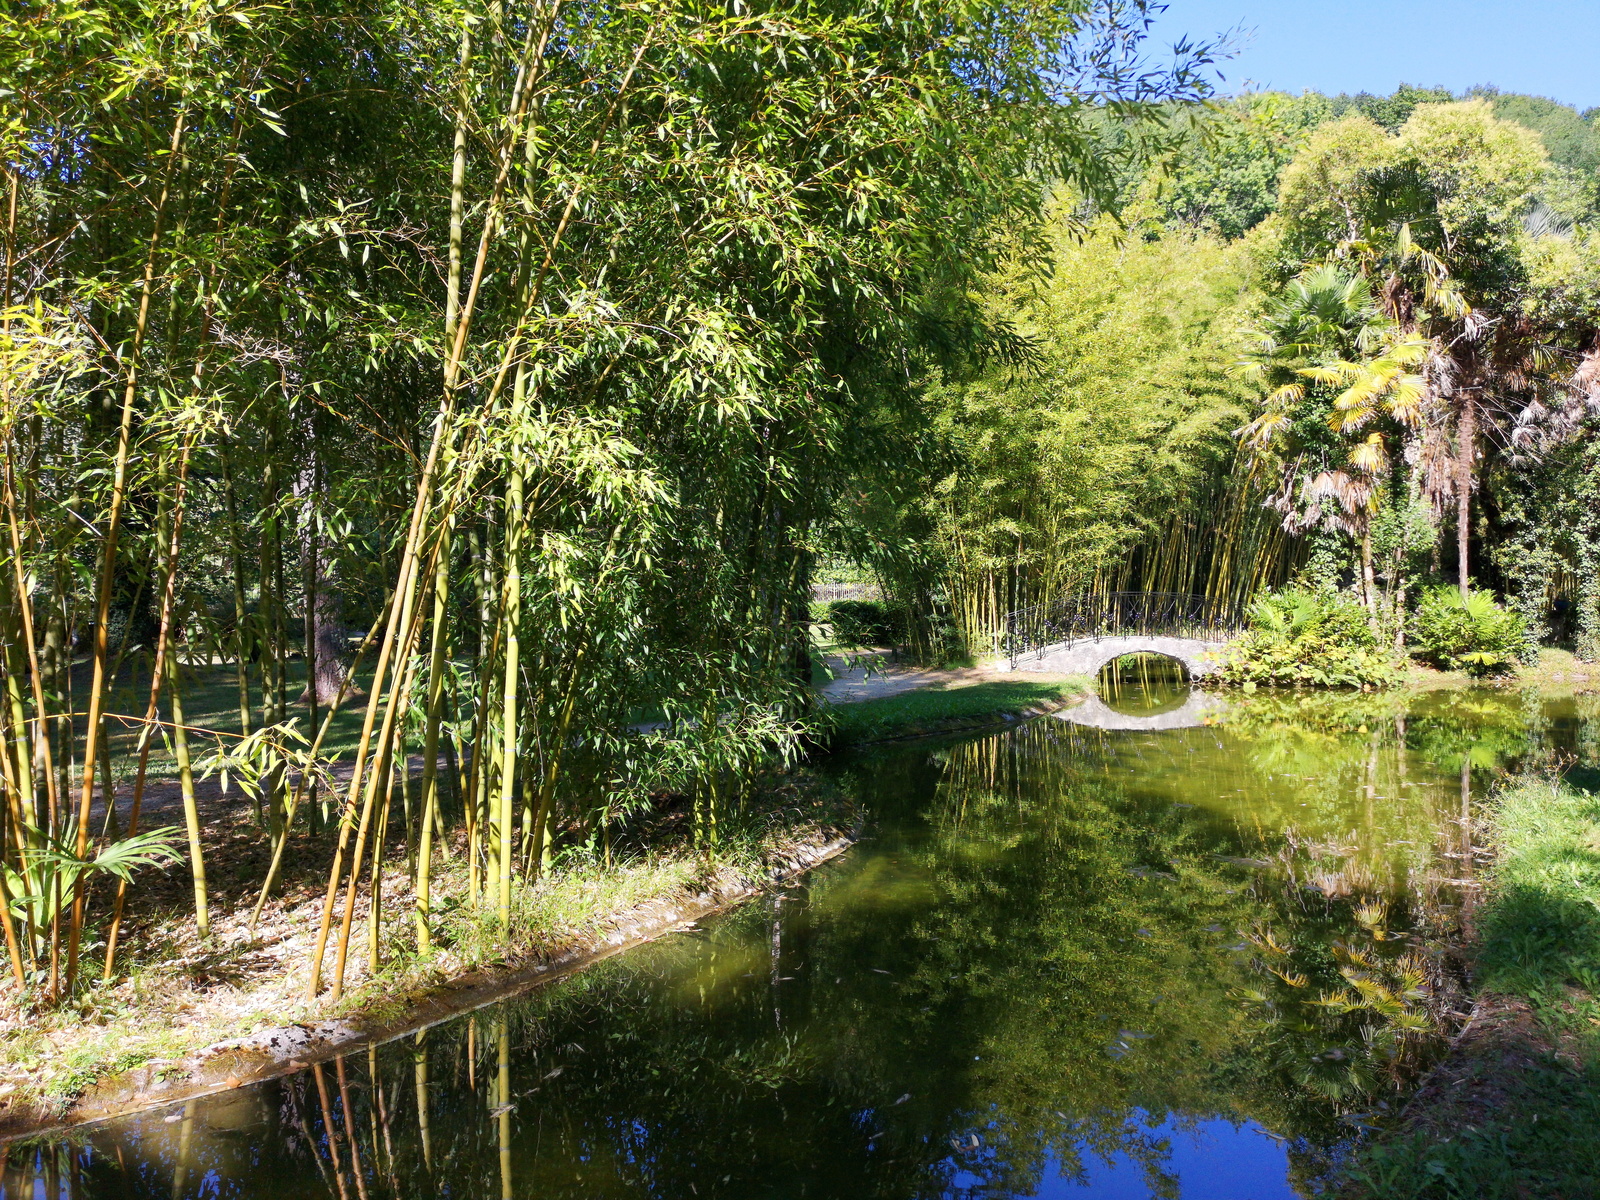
[9,678,1599,1199]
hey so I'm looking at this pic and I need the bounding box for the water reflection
[8,688,1598,1200]
[1055,691,1227,732]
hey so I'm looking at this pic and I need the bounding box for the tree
[1270,100,1593,601]
[1153,91,1331,239]
[906,197,1253,653]
[1234,265,1421,618]
[0,0,1222,1003]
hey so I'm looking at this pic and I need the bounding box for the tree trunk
[305,567,348,707]
[1456,394,1476,602]
[298,451,348,709]
[1359,526,1378,625]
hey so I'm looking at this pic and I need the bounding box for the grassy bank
[0,769,855,1133]
[1345,777,1600,1199]
[823,678,1089,747]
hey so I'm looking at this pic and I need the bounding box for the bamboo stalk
[246,598,388,935]
[495,469,523,926]
[326,545,433,1000]
[101,482,184,980]
[221,446,253,741]
[166,660,209,939]
[65,106,189,996]
[414,520,451,951]
[303,561,414,997]
[0,728,28,986]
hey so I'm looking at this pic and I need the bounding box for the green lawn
[1344,776,1600,1199]
[91,659,379,786]
[823,679,1088,747]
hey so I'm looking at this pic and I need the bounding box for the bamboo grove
[860,92,1600,658]
[0,0,1218,1003]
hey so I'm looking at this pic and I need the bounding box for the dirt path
[818,650,1080,703]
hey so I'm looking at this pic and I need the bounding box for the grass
[79,657,379,787]
[823,679,1088,747]
[1342,777,1600,1199]
[1478,779,1600,997]
[0,766,855,1125]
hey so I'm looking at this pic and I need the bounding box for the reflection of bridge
[1053,689,1229,731]
[998,592,1244,677]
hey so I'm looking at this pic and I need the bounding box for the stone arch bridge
[994,591,1244,680]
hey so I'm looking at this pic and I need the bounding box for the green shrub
[1408,586,1530,677]
[1215,588,1403,689]
[1574,629,1600,664]
[825,599,901,648]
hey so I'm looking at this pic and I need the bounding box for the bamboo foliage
[0,0,1218,1009]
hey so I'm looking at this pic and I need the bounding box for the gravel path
[818,650,1080,703]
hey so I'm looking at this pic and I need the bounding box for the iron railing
[1003,591,1247,668]
[811,581,882,604]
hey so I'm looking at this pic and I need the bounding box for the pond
[8,679,1599,1199]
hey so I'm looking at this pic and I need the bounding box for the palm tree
[1235,266,1413,617]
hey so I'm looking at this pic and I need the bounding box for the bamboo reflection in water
[312,1061,351,1200]
[1095,653,1190,707]
[414,1031,432,1171]
[371,1044,400,1193]
[286,1065,338,1197]
[336,1055,371,1200]
[496,1018,512,1200]
[169,1100,194,1200]
[1,1141,66,1200]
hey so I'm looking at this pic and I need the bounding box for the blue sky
[1144,0,1600,112]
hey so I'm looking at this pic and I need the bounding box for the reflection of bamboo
[336,1054,371,1200]
[497,1018,513,1200]
[170,1100,195,1200]
[286,1072,337,1195]
[311,1062,351,1200]
[370,1045,398,1184]
[769,896,782,1029]
[414,1031,432,1169]
[1460,755,1476,927]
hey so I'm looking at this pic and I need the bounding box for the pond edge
[0,829,857,1143]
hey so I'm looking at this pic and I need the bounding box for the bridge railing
[1002,591,1246,668]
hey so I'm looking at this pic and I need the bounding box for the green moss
[823,680,1088,746]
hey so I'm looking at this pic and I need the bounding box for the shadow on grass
[1477,881,1600,996]
[1345,1038,1600,1200]
[824,679,1086,747]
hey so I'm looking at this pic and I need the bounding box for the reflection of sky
[940,1116,1297,1199]
[1046,1117,1296,1200]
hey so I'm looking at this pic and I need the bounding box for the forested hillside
[861,85,1600,660]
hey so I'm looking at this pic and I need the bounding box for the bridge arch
[996,592,1243,678]
[999,634,1226,678]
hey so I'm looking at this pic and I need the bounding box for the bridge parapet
[1003,591,1245,671]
